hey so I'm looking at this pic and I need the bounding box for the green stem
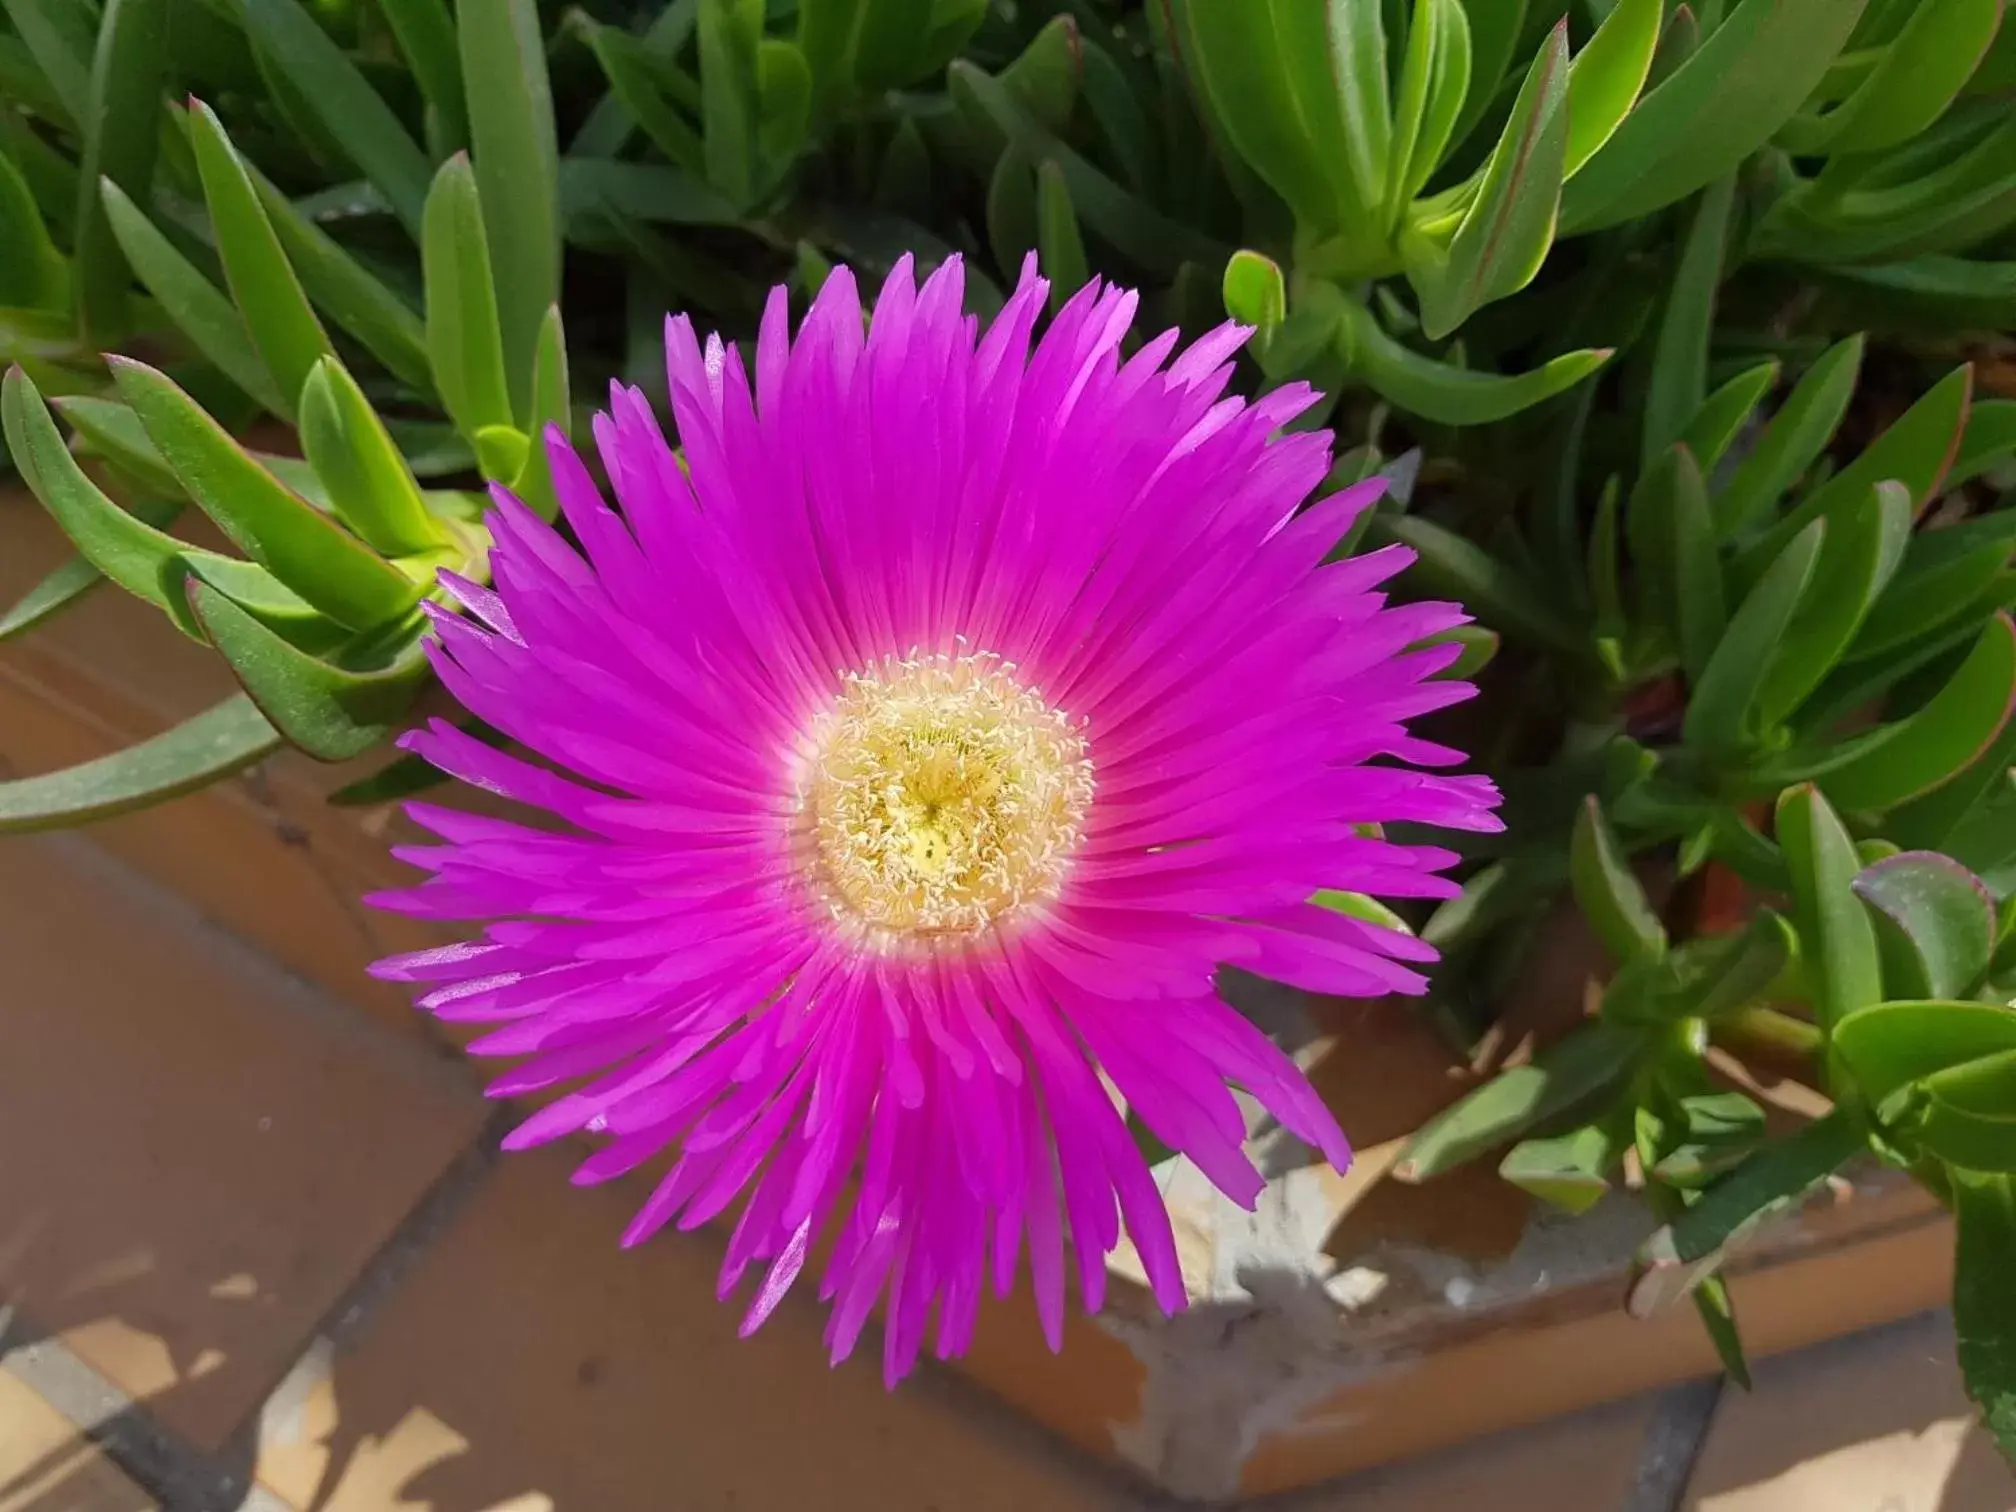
[1711,1005,1824,1064]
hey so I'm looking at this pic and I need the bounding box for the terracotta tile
[0,835,488,1451]
[1683,1310,2015,1512]
[255,1148,1149,1512]
[1268,1394,1656,1512]
[0,1369,156,1511]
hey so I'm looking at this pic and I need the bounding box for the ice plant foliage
[368,256,1501,1383]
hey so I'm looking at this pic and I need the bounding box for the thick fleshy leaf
[241,0,430,234]
[71,0,168,344]
[584,20,705,174]
[379,0,467,156]
[50,393,181,497]
[1783,0,2002,157]
[1853,850,1997,1000]
[1951,400,2016,492]
[98,179,288,416]
[1625,444,1724,681]
[0,493,180,641]
[5,364,204,634]
[1738,366,1973,584]
[1500,1122,1621,1215]
[1833,1000,2016,1109]
[186,98,332,419]
[1339,297,1610,426]
[950,60,1225,276]
[1450,0,1525,148]
[698,0,760,209]
[1919,1061,2016,1170]
[1643,174,1733,471]
[461,0,558,419]
[1683,520,1823,758]
[0,0,92,124]
[297,358,444,558]
[1376,512,1583,654]
[1754,481,1911,729]
[0,694,281,832]
[1572,794,1665,965]
[1221,249,1286,335]
[1561,0,1867,234]
[1822,614,2016,814]
[996,12,1078,131]
[1386,0,1471,217]
[110,356,420,631]
[1405,23,1569,340]
[1562,0,1660,179]
[422,155,514,442]
[1847,512,2016,664]
[1034,160,1088,315]
[509,304,570,521]
[0,148,65,311]
[1682,362,1780,474]
[185,578,427,760]
[1628,1109,1865,1314]
[1693,1277,1752,1389]
[1953,1171,2016,1459]
[1394,1021,1649,1182]
[1713,335,1863,539]
[248,166,433,399]
[1778,782,1882,1032]
[1326,0,1391,220]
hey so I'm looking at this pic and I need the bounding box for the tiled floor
[1,831,2011,1512]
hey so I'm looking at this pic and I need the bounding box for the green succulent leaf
[49,393,181,498]
[1561,0,1868,234]
[1778,782,1883,1033]
[1783,0,2003,158]
[1822,613,2016,815]
[0,494,180,641]
[1562,0,1660,180]
[461,0,559,419]
[1500,1121,1622,1215]
[1684,520,1824,758]
[97,179,289,417]
[1714,335,1864,540]
[379,0,467,156]
[1853,850,1997,1001]
[1326,0,1392,220]
[1644,174,1733,472]
[184,577,428,761]
[109,356,420,631]
[1034,160,1089,315]
[0,148,66,311]
[1953,1171,2016,1458]
[1386,0,1471,219]
[186,99,333,420]
[1572,793,1667,965]
[0,694,281,833]
[1222,249,1286,336]
[1628,1108,1866,1314]
[1833,1000,2016,1109]
[1339,298,1611,426]
[510,303,570,521]
[297,359,444,559]
[241,0,431,234]
[1395,1020,1649,1183]
[71,0,168,344]
[1738,366,1973,585]
[422,155,515,444]
[1376,511,1584,655]
[1682,362,1780,478]
[1404,22,1569,340]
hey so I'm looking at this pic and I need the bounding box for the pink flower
[369,256,1500,1384]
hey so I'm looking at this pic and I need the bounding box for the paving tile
[254,1147,1154,1512]
[0,1368,156,1511]
[1682,1309,2015,1512]
[0,835,488,1452]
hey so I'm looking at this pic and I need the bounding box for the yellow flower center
[798,651,1094,948]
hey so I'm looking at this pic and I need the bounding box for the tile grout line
[2,1107,508,1511]
[1619,1377,1724,1512]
